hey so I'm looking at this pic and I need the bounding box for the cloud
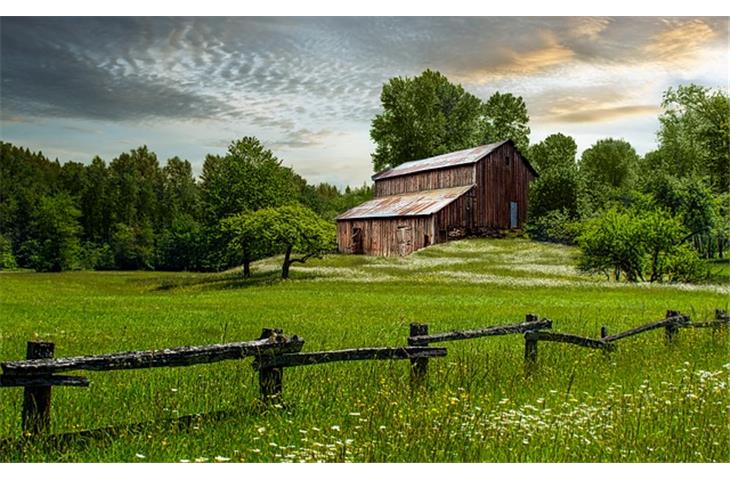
[644,19,718,65]
[267,128,336,150]
[544,105,659,123]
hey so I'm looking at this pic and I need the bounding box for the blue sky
[1,17,727,188]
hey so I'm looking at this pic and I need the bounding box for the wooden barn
[336,139,538,256]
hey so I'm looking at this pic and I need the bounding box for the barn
[336,139,538,256]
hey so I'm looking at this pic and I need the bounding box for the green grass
[0,238,728,462]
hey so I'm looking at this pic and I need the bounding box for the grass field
[0,238,728,462]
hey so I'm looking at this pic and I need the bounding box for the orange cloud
[644,19,718,65]
[541,105,659,124]
[457,31,575,83]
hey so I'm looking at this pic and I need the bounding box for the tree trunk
[242,247,251,278]
[281,245,292,279]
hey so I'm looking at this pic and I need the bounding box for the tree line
[0,138,371,276]
[1,69,727,283]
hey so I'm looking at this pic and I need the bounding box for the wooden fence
[0,309,727,439]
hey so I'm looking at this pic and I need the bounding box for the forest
[0,71,728,283]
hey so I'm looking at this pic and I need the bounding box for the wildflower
[257,426,266,434]
[179,459,190,463]
[135,453,146,459]
[331,425,341,431]
[194,457,208,463]
[348,412,360,416]
[214,456,231,462]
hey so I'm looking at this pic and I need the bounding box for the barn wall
[473,142,535,229]
[374,165,474,197]
[337,216,438,256]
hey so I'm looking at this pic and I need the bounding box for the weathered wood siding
[337,197,472,256]
[473,142,534,229]
[337,217,435,256]
[374,165,474,197]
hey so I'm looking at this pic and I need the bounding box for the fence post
[715,309,728,331]
[22,341,55,436]
[600,326,610,356]
[408,323,429,387]
[524,332,538,372]
[258,329,283,404]
[665,310,680,344]
[525,313,539,323]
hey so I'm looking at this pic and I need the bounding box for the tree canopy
[370,69,531,171]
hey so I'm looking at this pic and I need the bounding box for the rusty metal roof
[336,185,474,221]
[371,141,509,181]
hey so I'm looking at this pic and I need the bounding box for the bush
[577,208,707,283]
[0,234,17,270]
[527,209,581,245]
[111,223,155,270]
[156,215,204,271]
[78,242,116,270]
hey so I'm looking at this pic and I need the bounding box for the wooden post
[714,309,728,332]
[258,329,283,404]
[600,326,610,356]
[665,310,680,344]
[408,323,429,387]
[22,341,55,436]
[525,313,539,323]
[524,333,537,369]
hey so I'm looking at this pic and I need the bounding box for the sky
[1,16,728,188]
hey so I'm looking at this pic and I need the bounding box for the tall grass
[0,238,727,462]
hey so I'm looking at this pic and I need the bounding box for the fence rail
[0,309,726,440]
[1,335,303,377]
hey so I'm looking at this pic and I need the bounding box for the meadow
[0,238,728,462]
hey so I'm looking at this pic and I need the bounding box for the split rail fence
[0,309,727,439]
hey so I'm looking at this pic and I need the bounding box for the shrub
[577,207,706,283]
[526,209,581,245]
[0,234,17,270]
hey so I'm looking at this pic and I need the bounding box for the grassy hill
[0,238,727,462]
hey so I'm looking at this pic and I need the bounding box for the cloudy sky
[1,17,727,187]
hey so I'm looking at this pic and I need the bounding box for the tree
[528,133,577,173]
[655,84,730,193]
[156,214,204,271]
[200,138,297,225]
[0,234,17,270]
[244,205,335,279]
[577,207,705,283]
[22,193,81,272]
[527,134,580,221]
[161,157,200,228]
[370,70,484,171]
[220,211,259,278]
[79,156,112,243]
[579,138,640,210]
[481,92,531,153]
[111,222,155,270]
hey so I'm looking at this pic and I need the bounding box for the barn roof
[371,139,537,181]
[336,184,474,221]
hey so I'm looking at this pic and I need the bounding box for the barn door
[510,202,518,229]
[397,225,412,256]
[351,227,363,254]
